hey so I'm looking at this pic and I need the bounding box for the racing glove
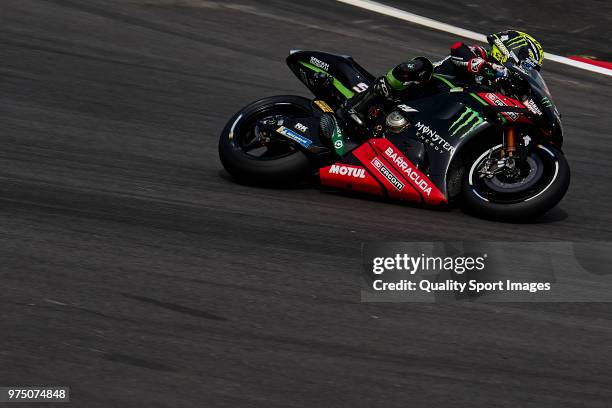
[488,63,509,79]
[468,57,508,79]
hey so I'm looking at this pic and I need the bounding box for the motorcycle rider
[345,30,545,125]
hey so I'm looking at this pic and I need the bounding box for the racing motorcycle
[218,50,570,219]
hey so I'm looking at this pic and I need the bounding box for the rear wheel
[219,96,314,186]
[462,143,570,220]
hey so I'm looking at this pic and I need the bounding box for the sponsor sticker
[328,164,366,179]
[384,146,432,196]
[483,93,519,121]
[524,98,542,116]
[314,99,333,113]
[379,79,390,97]
[541,96,559,117]
[414,121,455,154]
[309,56,329,71]
[397,104,418,113]
[276,126,312,148]
[523,135,532,146]
[449,106,485,138]
[371,157,404,191]
[331,117,346,156]
[294,122,308,132]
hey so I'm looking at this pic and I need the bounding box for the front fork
[500,126,518,168]
[479,126,520,179]
[478,126,537,179]
[503,126,517,158]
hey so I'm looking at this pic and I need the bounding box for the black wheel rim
[231,104,311,160]
[469,145,559,204]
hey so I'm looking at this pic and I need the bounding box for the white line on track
[337,0,612,77]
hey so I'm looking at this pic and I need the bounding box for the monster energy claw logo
[449,107,485,138]
[506,36,528,49]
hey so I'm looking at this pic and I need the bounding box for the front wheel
[219,95,314,186]
[462,143,570,220]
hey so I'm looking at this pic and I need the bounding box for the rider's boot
[343,77,390,126]
[342,56,434,126]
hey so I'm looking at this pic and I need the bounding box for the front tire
[462,143,570,220]
[219,95,314,186]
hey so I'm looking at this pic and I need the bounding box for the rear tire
[462,143,570,220]
[219,96,314,186]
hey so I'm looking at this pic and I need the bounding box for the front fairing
[507,63,563,141]
[380,88,494,197]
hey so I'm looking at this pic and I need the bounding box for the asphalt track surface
[380,0,612,60]
[1,1,612,407]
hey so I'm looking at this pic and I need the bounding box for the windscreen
[525,68,553,99]
[506,61,554,100]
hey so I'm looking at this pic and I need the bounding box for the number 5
[352,82,369,93]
